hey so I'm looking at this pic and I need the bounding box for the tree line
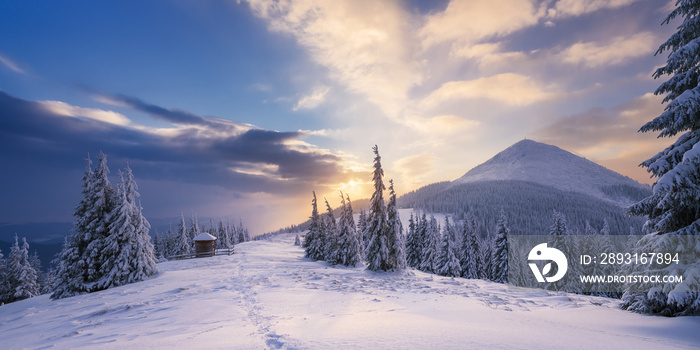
[151,214,250,260]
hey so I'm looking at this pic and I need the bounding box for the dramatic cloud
[39,101,132,126]
[0,53,25,74]
[0,91,355,195]
[422,74,557,107]
[559,32,656,68]
[245,0,422,120]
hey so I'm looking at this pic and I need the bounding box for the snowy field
[1,233,699,349]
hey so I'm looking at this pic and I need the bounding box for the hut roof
[193,232,217,241]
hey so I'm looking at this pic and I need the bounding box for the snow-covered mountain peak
[452,139,649,206]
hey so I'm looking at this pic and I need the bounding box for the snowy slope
[1,234,699,349]
[452,140,649,206]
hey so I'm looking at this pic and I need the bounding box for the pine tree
[189,214,201,243]
[491,209,509,283]
[622,0,700,316]
[172,213,191,256]
[0,248,7,303]
[386,180,406,270]
[420,215,440,273]
[99,165,157,289]
[29,251,46,294]
[13,237,40,300]
[460,216,480,279]
[294,234,301,246]
[405,212,422,268]
[84,151,116,291]
[365,145,391,271]
[480,232,493,280]
[304,191,324,260]
[437,217,461,277]
[357,210,369,257]
[323,198,339,264]
[336,193,362,266]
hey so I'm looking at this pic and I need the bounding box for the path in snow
[1,233,699,349]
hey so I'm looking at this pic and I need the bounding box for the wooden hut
[193,232,217,257]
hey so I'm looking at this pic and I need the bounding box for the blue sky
[0,0,680,233]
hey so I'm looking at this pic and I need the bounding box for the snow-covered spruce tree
[491,209,509,284]
[83,151,116,292]
[405,212,422,268]
[189,214,201,243]
[304,191,324,260]
[13,237,40,300]
[357,210,369,257]
[0,248,7,303]
[622,0,700,316]
[480,232,493,280]
[294,234,301,246]
[336,193,362,266]
[437,217,461,277]
[547,210,581,292]
[29,251,47,294]
[420,215,441,273]
[53,155,95,299]
[387,180,407,270]
[323,198,339,264]
[365,145,391,271]
[460,216,480,279]
[172,213,191,256]
[99,165,157,289]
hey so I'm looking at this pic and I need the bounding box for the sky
[0,0,680,234]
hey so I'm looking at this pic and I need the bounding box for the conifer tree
[357,210,369,256]
[366,145,391,271]
[460,216,480,279]
[406,212,422,268]
[99,165,157,288]
[304,191,324,260]
[336,193,362,266]
[480,232,493,280]
[0,248,7,303]
[386,180,406,270]
[491,209,509,283]
[437,217,461,277]
[84,151,116,291]
[173,213,191,256]
[13,237,40,300]
[323,198,339,263]
[420,215,440,273]
[623,0,700,316]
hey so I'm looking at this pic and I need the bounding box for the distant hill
[398,140,650,236]
[452,139,650,207]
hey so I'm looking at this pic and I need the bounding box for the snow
[1,233,699,349]
[452,139,649,206]
[193,232,217,241]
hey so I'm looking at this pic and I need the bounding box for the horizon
[0,1,678,234]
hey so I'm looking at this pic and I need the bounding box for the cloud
[39,101,132,126]
[422,73,557,107]
[0,91,356,195]
[529,93,677,184]
[558,32,656,68]
[0,54,25,74]
[245,0,422,120]
[293,86,330,110]
[420,0,543,47]
[551,0,640,18]
[392,153,435,190]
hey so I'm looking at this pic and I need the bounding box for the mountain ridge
[452,139,649,207]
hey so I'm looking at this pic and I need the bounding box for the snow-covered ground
[1,233,699,349]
